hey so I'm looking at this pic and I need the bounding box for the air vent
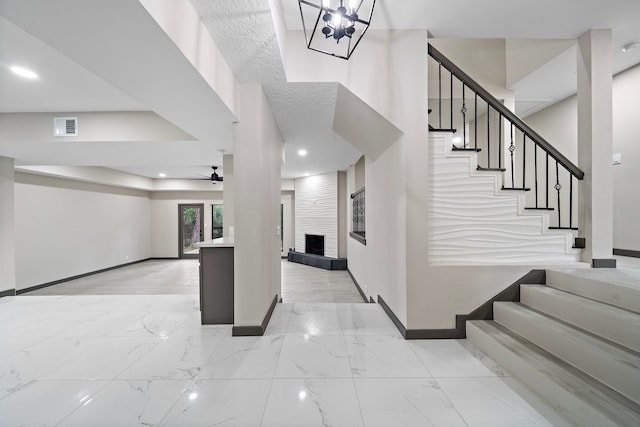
[53,117,78,137]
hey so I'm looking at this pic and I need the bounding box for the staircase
[467,270,640,427]
[428,133,580,264]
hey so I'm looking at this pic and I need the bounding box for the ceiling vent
[53,117,78,137]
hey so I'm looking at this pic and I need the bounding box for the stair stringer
[428,133,580,265]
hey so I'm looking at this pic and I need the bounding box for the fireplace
[305,234,325,256]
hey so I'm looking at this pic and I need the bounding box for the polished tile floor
[1,258,588,426]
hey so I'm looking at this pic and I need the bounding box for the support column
[577,29,615,268]
[0,157,16,296]
[222,153,234,238]
[232,84,282,335]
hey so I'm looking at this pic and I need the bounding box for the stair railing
[428,44,584,231]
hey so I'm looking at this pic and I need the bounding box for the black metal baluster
[534,144,538,208]
[522,133,526,189]
[450,70,454,130]
[569,174,573,229]
[461,84,467,148]
[509,123,515,188]
[438,62,442,129]
[555,161,561,227]
[487,101,491,168]
[498,113,502,169]
[474,93,478,151]
[546,153,549,208]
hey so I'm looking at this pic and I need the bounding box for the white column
[222,153,234,238]
[577,29,615,267]
[233,84,282,331]
[0,157,16,294]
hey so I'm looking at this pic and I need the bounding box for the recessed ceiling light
[158,172,166,178]
[622,41,640,53]
[10,66,38,79]
[297,149,308,156]
[304,172,310,177]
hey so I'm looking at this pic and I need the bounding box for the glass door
[179,204,204,258]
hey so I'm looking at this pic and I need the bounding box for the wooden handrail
[428,44,584,180]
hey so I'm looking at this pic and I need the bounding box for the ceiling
[1,0,639,181]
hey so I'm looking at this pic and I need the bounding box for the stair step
[452,146,481,152]
[546,269,640,314]
[521,285,640,353]
[467,320,640,427]
[524,207,555,211]
[501,186,531,191]
[494,302,640,404]
[476,166,506,172]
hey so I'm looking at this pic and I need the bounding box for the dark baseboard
[232,294,279,337]
[369,296,375,303]
[16,258,152,295]
[0,289,16,298]
[613,248,640,259]
[378,270,546,340]
[592,258,617,268]
[347,268,369,303]
[377,295,407,338]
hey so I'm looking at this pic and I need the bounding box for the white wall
[150,191,223,258]
[294,172,338,258]
[526,63,640,253]
[281,191,294,256]
[0,157,15,293]
[14,172,151,290]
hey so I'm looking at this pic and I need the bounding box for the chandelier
[298,0,375,60]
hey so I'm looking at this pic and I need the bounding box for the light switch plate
[613,153,621,165]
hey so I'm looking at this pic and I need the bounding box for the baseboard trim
[232,294,279,337]
[613,248,640,259]
[377,295,407,338]
[347,268,369,303]
[16,258,152,295]
[369,296,375,304]
[0,289,16,298]
[378,269,546,340]
[592,258,617,268]
[149,257,180,260]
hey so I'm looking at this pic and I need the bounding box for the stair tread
[495,302,640,364]
[522,284,640,319]
[468,320,640,425]
[546,269,640,314]
[521,285,640,353]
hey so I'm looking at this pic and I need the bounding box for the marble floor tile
[108,311,192,338]
[292,302,338,311]
[335,302,380,311]
[119,335,225,380]
[355,378,468,427]
[170,313,232,337]
[338,309,401,336]
[0,336,99,383]
[275,335,351,378]
[409,339,505,378]
[285,309,343,335]
[263,309,292,335]
[436,377,556,427]
[58,380,189,427]
[0,380,107,426]
[344,335,431,378]
[196,335,284,379]
[0,335,49,359]
[159,379,272,427]
[261,378,364,427]
[40,337,160,380]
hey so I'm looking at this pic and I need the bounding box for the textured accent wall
[295,172,338,258]
[428,135,579,264]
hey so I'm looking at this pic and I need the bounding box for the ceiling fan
[196,166,223,183]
